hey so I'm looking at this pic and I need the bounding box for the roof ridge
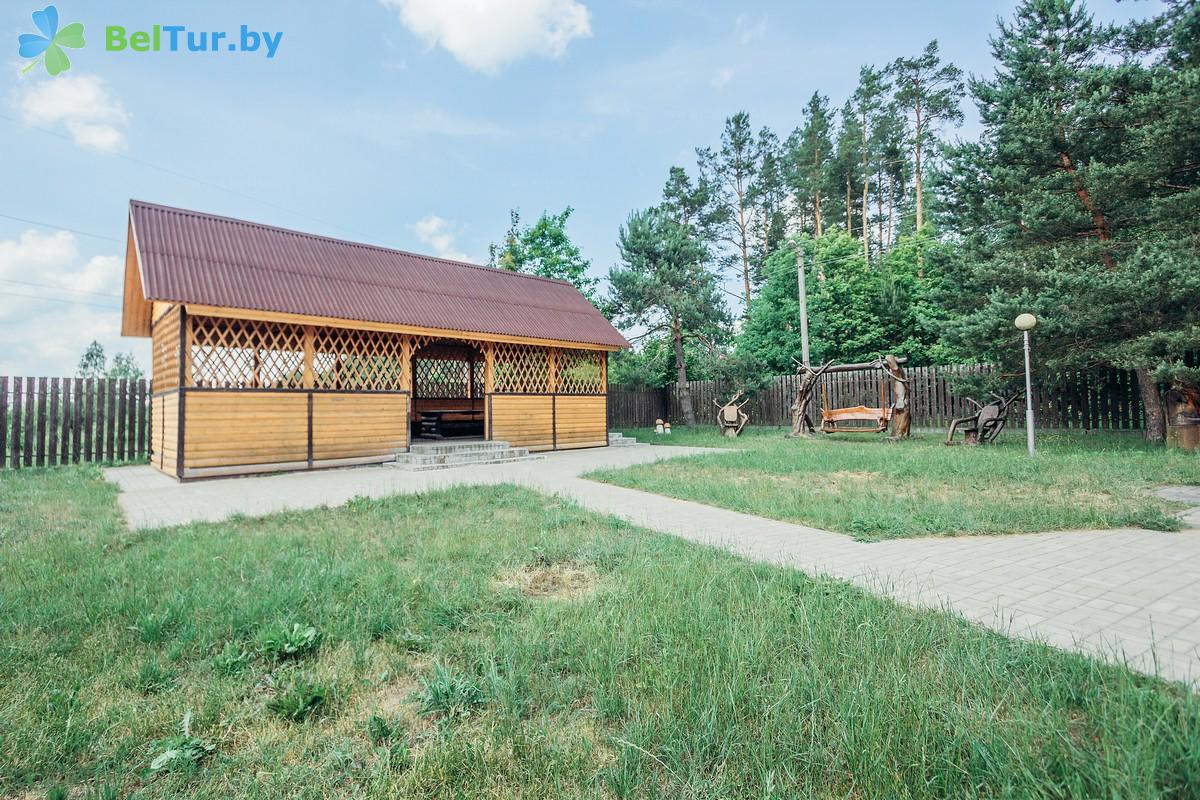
[128,199,580,289]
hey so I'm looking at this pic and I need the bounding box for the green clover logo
[18,6,85,76]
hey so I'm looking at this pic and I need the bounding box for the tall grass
[1,467,1197,798]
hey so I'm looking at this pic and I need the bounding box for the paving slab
[104,446,1200,687]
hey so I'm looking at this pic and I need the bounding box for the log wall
[488,394,607,452]
[173,390,410,479]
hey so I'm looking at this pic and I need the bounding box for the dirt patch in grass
[497,562,600,600]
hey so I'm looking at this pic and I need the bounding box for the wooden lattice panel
[414,357,471,398]
[412,341,483,398]
[313,327,405,391]
[557,349,604,394]
[189,316,305,389]
[492,343,550,393]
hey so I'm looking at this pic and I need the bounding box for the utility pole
[796,244,811,366]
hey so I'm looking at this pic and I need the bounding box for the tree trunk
[914,102,924,233]
[1056,146,1114,269]
[814,189,823,237]
[735,175,752,313]
[886,177,894,246]
[845,176,852,234]
[673,317,696,427]
[1135,367,1166,443]
[876,167,885,252]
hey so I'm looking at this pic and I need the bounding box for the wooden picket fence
[608,364,1146,431]
[0,376,150,470]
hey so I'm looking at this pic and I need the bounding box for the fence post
[116,378,128,462]
[72,377,83,463]
[47,377,59,467]
[0,377,6,469]
[83,377,94,462]
[35,377,47,467]
[10,378,22,469]
[105,378,116,462]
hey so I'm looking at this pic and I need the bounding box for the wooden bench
[417,408,485,439]
[821,405,892,434]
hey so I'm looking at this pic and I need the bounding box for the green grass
[590,426,1200,540]
[1,467,1198,798]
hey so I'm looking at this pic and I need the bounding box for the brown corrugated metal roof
[128,200,628,349]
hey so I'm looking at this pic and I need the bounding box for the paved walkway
[105,446,1200,687]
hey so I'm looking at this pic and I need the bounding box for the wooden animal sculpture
[714,392,750,438]
[946,394,1022,445]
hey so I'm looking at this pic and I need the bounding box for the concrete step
[401,454,544,472]
[608,432,637,446]
[391,441,543,471]
[400,446,531,466]
[409,440,510,456]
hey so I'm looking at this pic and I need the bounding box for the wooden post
[83,378,93,463]
[136,379,146,459]
[105,378,116,462]
[547,348,559,394]
[47,378,59,467]
[23,377,35,467]
[36,377,47,467]
[59,378,71,464]
[484,343,495,394]
[177,308,188,478]
[115,378,127,461]
[72,377,83,463]
[0,376,7,469]
[9,378,21,469]
[302,325,315,389]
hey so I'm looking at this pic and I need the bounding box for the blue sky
[1,0,1152,376]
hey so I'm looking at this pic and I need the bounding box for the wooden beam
[121,218,154,337]
[547,348,559,394]
[302,326,315,389]
[181,303,623,352]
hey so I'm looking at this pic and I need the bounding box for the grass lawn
[589,427,1200,541]
[2,468,1199,799]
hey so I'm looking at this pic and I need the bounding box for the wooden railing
[608,364,1146,431]
[1,376,149,469]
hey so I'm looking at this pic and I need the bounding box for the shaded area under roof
[126,200,628,349]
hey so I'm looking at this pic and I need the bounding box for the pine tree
[890,40,964,235]
[748,127,788,272]
[785,93,836,237]
[832,101,863,242]
[850,66,889,266]
[697,112,758,311]
[609,208,728,427]
[940,0,1200,441]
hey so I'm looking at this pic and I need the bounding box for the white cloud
[711,67,733,88]
[412,215,473,262]
[735,14,767,46]
[381,0,592,74]
[0,229,146,376]
[15,74,129,153]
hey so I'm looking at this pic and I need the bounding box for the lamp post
[1014,313,1037,455]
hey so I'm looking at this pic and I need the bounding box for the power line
[0,111,376,244]
[0,290,120,310]
[0,212,123,244]
[0,278,122,298]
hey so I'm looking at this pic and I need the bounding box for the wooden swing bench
[820,379,892,434]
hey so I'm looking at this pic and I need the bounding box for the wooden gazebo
[120,201,628,480]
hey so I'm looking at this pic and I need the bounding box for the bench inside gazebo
[120,201,628,480]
